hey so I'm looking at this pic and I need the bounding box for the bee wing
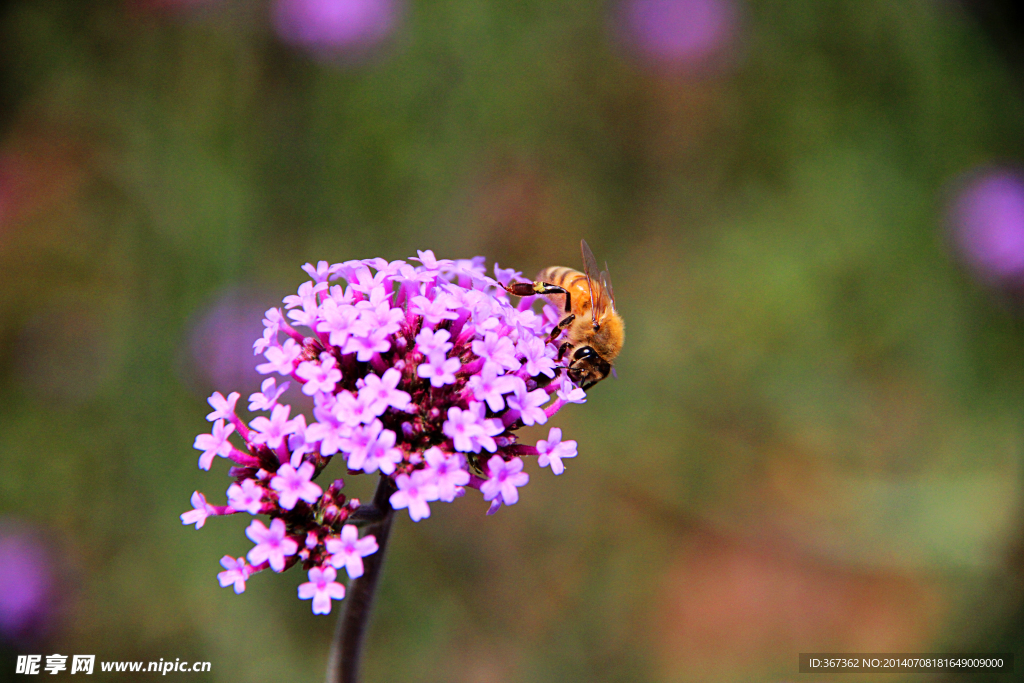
[580,239,602,327]
[601,261,616,312]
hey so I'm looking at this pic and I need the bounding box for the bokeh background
[2,0,1024,681]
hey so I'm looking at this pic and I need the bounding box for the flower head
[182,251,595,613]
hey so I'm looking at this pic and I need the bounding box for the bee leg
[504,281,573,313]
[557,341,573,361]
[547,313,576,344]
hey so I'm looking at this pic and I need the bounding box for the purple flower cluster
[181,252,584,614]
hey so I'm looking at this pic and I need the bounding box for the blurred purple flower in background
[184,288,278,399]
[949,168,1024,289]
[272,0,402,57]
[614,0,740,73]
[0,522,56,645]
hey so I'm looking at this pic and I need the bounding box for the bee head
[568,346,612,390]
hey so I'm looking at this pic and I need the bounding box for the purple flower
[186,289,274,397]
[249,404,300,450]
[556,378,587,404]
[270,462,323,510]
[468,363,521,411]
[468,401,502,453]
[344,326,392,361]
[302,260,334,283]
[334,390,377,427]
[615,0,739,72]
[358,368,411,415]
[389,470,440,521]
[414,327,453,356]
[286,414,317,466]
[227,479,264,515]
[305,397,351,456]
[246,518,299,572]
[273,0,402,58]
[284,280,327,310]
[248,377,290,412]
[217,556,251,594]
[317,299,365,348]
[326,525,379,579]
[287,292,324,329]
[472,332,521,372]
[341,420,402,474]
[949,168,1024,286]
[347,266,388,295]
[262,306,286,336]
[296,354,343,396]
[493,263,522,287]
[507,386,549,426]
[395,262,437,287]
[481,456,529,506]
[517,335,558,378]
[449,256,489,282]
[206,391,240,421]
[417,351,461,387]
[253,327,276,356]
[180,491,215,528]
[0,524,55,643]
[361,301,405,336]
[298,566,346,615]
[422,447,469,502]
[410,294,460,327]
[411,249,452,270]
[535,428,578,475]
[443,405,486,453]
[194,420,236,470]
[256,338,302,376]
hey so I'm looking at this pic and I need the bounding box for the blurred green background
[2,0,1024,681]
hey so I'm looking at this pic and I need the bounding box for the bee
[505,239,624,390]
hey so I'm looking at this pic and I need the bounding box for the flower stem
[326,476,396,683]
